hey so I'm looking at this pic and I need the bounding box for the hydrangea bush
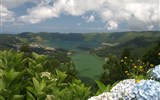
[88,92,113,100]
[88,79,136,100]
[110,79,136,100]
[88,79,160,100]
[133,80,160,100]
[150,64,160,81]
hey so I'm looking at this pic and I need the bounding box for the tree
[121,48,131,59]
[143,39,160,65]
[19,44,31,53]
[100,55,129,85]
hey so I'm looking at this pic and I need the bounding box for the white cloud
[0,5,14,25]
[82,15,95,23]
[105,21,118,30]
[100,0,159,30]
[18,0,102,24]
[18,0,65,24]
[87,15,95,22]
[100,10,113,22]
[2,0,160,30]
[19,6,60,24]
[148,25,154,31]
[63,0,106,16]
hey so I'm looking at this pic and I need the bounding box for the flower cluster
[88,79,160,100]
[110,79,136,100]
[46,95,54,100]
[88,63,160,100]
[133,80,160,100]
[120,57,151,79]
[88,92,113,100]
[41,71,52,79]
[41,71,58,82]
[150,64,160,81]
[88,79,136,100]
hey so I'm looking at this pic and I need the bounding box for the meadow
[71,51,105,85]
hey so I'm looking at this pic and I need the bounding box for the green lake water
[71,52,105,84]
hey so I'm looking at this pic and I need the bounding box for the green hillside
[0,31,159,99]
[0,31,159,57]
[90,35,159,59]
[1,31,159,66]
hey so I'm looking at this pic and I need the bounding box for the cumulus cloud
[18,0,102,24]
[0,5,14,25]
[82,15,95,23]
[18,0,64,24]
[19,6,60,24]
[63,0,106,16]
[105,21,118,30]
[99,0,159,30]
[87,15,95,22]
[2,0,160,30]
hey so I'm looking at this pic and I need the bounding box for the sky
[0,0,160,33]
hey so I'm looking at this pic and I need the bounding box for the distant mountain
[90,33,160,59]
[0,31,159,57]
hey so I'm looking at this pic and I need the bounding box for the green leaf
[11,95,25,100]
[9,69,20,81]
[0,59,5,69]
[26,86,34,94]
[37,92,46,99]
[32,78,40,93]
[106,84,111,92]
[26,91,36,100]
[35,64,43,71]
[137,75,146,80]
[39,80,46,91]
[95,80,106,92]
[0,95,5,100]
[21,58,28,65]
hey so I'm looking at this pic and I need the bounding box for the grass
[71,51,105,84]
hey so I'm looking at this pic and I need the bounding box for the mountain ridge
[0,31,159,57]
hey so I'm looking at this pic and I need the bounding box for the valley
[0,31,160,84]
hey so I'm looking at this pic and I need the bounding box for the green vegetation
[1,31,159,51]
[0,40,159,99]
[100,41,160,85]
[0,31,159,99]
[90,35,159,59]
[0,50,91,100]
[143,39,160,65]
[71,52,104,85]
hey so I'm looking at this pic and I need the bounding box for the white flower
[46,95,54,100]
[88,79,136,100]
[88,92,114,100]
[150,64,160,81]
[41,71,52,79]
[133,80,160,100]
[110,79,136,100]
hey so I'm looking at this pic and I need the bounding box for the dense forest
[0,31,160,99]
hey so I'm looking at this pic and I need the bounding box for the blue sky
[0,0,159,33]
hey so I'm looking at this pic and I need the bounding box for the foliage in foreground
[91,42,160,100]
[100,41,160,85]
[0,50,91,100]
[0,43,159,100]
[89,65,160,100]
